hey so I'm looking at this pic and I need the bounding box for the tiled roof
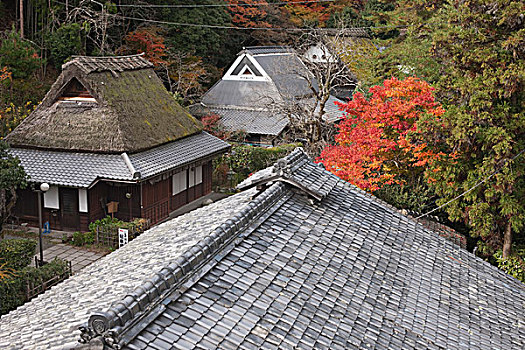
[208,107,288,136]
[9,148,132,188]
[0,189,256,349]
[243,46,294,55]
[62,54,154,74]
[78,148,525,349]
[9,132,229,187]
[129,132,230,179]
[201,79,282,107]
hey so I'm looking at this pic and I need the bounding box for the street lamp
[37,183,49,266]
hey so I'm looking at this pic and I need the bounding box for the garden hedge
[0,258,70,316]
[0,239,37,270]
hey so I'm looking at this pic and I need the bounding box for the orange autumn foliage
[122,27,167,66]
[227,0,272,28]
[318,77,445,191]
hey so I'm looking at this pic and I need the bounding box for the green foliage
[70,231,95,246]
[0,30,41,79]
[373,182,437,216]
[0,239,36,270]
[88,216,148,234]
[214,143,301,187]
[494,250,525,283]
[47,23,84,67]
[0,101,37,137]
[0,258,70,315]
[0,141,28,231]
[160,0,234,67]
[368,0,525,255]
[72,232,85,247]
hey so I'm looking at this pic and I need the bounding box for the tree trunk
[502,220,512,258]
[19,0,24,38]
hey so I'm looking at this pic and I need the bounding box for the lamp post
[37,183,49,266]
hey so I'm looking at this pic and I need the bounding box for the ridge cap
[79,182,288,347]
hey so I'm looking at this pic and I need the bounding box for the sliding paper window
[189,166,202,187]
[172,171,187,195]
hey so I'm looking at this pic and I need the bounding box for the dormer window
[58,78,97,103]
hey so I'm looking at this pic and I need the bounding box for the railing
[94,219,151,249]
[25,259,73,301]
[142,200,169,225]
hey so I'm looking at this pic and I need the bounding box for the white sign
[118,228,129,248]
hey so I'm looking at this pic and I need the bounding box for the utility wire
[117,0,336,8]
[115,14,437,31]
[415,148,525,220]
[54,0,442,31]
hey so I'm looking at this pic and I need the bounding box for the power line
[117,0,336,8]
[54,0,443,32]
[415,148,525,220]
[117,14,438,31]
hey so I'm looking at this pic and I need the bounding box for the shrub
[0,239,37,270]
[72,231,84,246]
[0,258,70,315]
[0,29,41,79]
[494,250,525,283]
[214,143,301,187]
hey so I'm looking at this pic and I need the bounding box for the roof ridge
[79,182,288,346]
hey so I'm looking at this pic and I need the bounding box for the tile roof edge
[78,182,288,348]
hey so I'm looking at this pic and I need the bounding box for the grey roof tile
[208,107,288,136]
[9,132,228,187]
[100,148,525,349]
[0,189,256,349]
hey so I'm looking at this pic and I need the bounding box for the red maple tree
[318,77,445,191]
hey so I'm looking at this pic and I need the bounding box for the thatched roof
[6,54,202,153]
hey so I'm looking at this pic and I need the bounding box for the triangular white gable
[223,54,270,81]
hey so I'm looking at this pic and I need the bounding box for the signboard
[118,228,129,248]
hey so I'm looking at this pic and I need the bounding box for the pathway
[35,244,105,273]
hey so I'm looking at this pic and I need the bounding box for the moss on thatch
[6,56,202,153]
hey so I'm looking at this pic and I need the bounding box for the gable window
[223,54,268,82]
[172,170,187,195]
[58,78,96,103]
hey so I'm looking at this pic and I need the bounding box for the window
[78,189,88,213]
[172,170,187,195]
[189,165,202,187]
[43,186,60,209]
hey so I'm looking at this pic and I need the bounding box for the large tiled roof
[9,132,229,187]
[208,107,288,136]
[0,189,256,349]
[77,148,525,349]
[201,79,282,107]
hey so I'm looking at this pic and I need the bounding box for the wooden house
[6,54,229,232]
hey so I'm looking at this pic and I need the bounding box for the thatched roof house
[7,55,229,232]
[7,55,201,153]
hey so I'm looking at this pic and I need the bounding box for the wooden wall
[11,160,216,232]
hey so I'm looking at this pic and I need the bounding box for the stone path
[36,244,105,273]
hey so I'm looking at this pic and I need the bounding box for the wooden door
[61,188,80,231]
